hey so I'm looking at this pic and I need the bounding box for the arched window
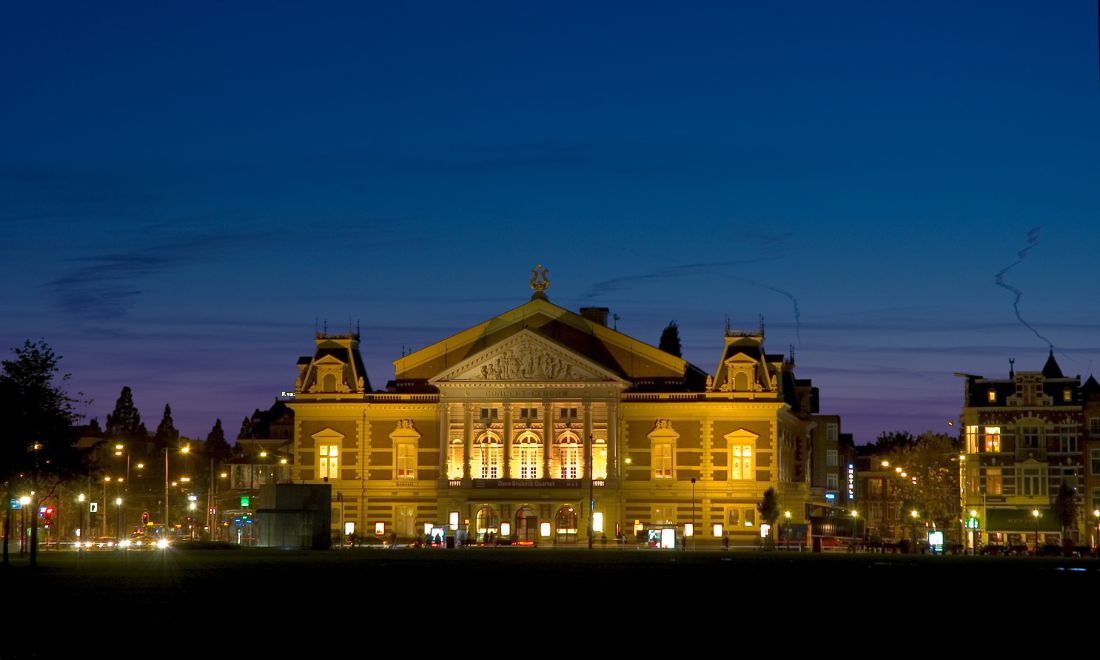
[475,506,498,542]
[515,506,538,541]
[555,506,578,543]
[514,431,542,479]
[473,432,502,479]
[556,431,582,480]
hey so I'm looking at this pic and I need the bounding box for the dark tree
[757,487,780,550]
[0,341,86,566]
[88,417,101,433]
[105,386,146,439]
[238,416,253,440]
[658,320,682,357]
[205,418,233,463]
[1053,483,1077,538]
[871,431,918,454]
[154,403,180,446]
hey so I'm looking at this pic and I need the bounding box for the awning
[985,508,1061,533]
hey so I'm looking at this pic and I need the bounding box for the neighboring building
[959,351,1084,551]
[225,400,296,543]
[287,270,826,547]
[798,382,861,547]
[855,453,907,543]
[1082,375,1100,547]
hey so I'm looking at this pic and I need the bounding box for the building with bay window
[288,269,825,547]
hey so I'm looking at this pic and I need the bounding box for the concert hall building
[288,269,826,547]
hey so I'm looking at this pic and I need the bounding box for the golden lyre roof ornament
[530,264,550,300]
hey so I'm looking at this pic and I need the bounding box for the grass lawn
[2,548,1097,656]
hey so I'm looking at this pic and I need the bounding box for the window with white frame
[983,427,1001,453]
[826,473,838,490]
[826,423,838,443]
[514,431,542,479]
[396,443,416,480]
[557,432,582,479]
[1019,466,1044,496]
[731,445,753,480]
[826,449,838,467]
[653,442,673,479]
[473,432,502,479]
[319,444,339,480]
[985,468,1002,496]
[1058,426,1078,453]
[1091,449,1100,476]
[1090,418,1100,436]
[965,426,979,453]
[1019,426,1042,450]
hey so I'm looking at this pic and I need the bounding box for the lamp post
[165,443,190,542]
[620,457,631,549]
[1031,508,1040,556]
[1093,510,1100,557]
[850,510,859,551]
[690,477,696,551]
[783,510,791,551]
[114,497,123,540]
[77,493,85,547]
[910,509,919,554]
[18,495,30,556]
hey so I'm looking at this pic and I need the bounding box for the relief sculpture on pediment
[479,342,579,381]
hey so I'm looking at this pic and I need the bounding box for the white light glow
[156,539,168,549]
[500,521,511,536]
[424,522,433,536]
[684,523,694,537]
[712,523,723,537]
[448,511,459,530]
[344,521,355,535]
[374,522,385,535]
[540,522,551,537]
[760,523,771,539]
[592,512,604,533]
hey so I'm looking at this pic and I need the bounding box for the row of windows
[480,407,580,420]
[986,387,1074,403]
[965,425,1081,454]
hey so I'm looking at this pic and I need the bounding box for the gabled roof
[395,296,696,384]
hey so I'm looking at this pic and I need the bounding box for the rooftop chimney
[579,307,609,327]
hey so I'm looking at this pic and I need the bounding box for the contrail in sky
[994,227,1060,352]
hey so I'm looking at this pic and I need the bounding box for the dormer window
[987,389,997,403]
[1063,388,1073,402]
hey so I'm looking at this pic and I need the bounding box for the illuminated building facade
[288,269,818,547]
[959,352,1085,550]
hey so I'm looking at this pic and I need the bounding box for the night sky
[3,2,1098,443]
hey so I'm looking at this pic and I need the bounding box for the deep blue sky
[3,2,1098,442]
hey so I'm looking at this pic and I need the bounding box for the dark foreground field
[3,548,1098,657]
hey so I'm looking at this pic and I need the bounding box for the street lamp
[114,497,123,540]
[690,477,696,551]
[1093,510,1100,557]
[77,493,86,546]
[165,443,190,541]
[783,510,791,551]
[18,495,30,556]
[850,510,859,550]
[910,509,919,553]
[620,457,631,549]
[1031,508,1040,556]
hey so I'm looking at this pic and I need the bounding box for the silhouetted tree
[0,340,86,566]
[658,320,682,357]
[758,487,780,550]
[205,419,233,463]
[154,403,180,447]
[238,416,253,440]
[1054,483,1077,539]
[105,386,146,439]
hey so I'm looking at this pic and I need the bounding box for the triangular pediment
[429,329,628,385]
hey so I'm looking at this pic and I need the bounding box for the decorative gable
[430,330,627,384]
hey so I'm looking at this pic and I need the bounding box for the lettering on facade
[472,479,582,489]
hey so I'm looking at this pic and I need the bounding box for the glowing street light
[1031,509,1040,556]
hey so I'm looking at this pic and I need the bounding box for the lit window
[514,432,542,479]
[319,445,339,479]
[987,389,997,403]
[592,439,608,480]
[985,468,1002,496]
[396,443,416,480]
[447,440,464,480]
[396,506,416,538]
[474,433,502,479]
[965,425,979,453]
[1064,388,1073,402]
[653,443,673,479]
[557,433,582,479]
[731,445,752,480]
[983,427,1001,453]
[826,473,838,490]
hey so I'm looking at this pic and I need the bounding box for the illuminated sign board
[847,464,855,500]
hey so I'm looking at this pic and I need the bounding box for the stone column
[463,403,472,481]
[503,403,512,479]
[543,398,553,479]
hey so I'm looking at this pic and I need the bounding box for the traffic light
[42,506,55,528]
[142,511,149,524]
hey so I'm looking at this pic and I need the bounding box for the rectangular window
[518,407,538,420]
[1091,449,1100,476]
[868,478,883,498]
[479,408,498,420]
[1062,468,1077,490]
[986,468,1002,496]
[965,426,979,454]
[396,506,416,538]
[1092,488,1100,512]
[983,427,1001,453]
[559,407,578,419]
[1020,427,1041,450]
[592,440,607,480]
[826,473,838,489]
[1063,388,1073,402]
[654,443,673,479]
[987,389,997,403]
[1058,427,1078,454]
[826,423,838,443]
[1019,467,1043,496]
[730,445,752,480]
[1090,418,1100,436]
[319,445,339,480]
[447,441,464,480]
[396,444,416,480]
[742,508,756,527]
[826,449,838,467]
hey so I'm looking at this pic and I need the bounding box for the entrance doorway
[555,506,578,544]
[515,506,538,542]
